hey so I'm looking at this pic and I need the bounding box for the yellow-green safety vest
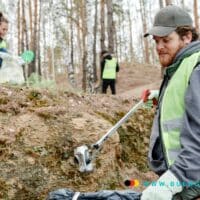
[160,51,200,166]
[0,40,7,49]
[102,58,117,79]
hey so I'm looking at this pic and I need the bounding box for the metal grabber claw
[74,145,93,172]
[74,97,146,173]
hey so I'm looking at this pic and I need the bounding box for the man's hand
[141,89,159,103]
[141,170,182,200]
[148,90,159,100]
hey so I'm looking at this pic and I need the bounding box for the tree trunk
[74,0,82,76]
[29,0,38,75]
[100,0,106,51]
[86,0,95,93]
[22,1,29,50]
[21,0,25,52]
[159,0,164,8]
[194,0,199,32]
[118,14,122,61]
[127,5,134,62]
[41,1,47,79]
[81,0,87,91]
[140,0,150,63]
[68,0,76,87]
[29,0,33,49]
[17,0,21,55]
[165,0,173,5]
[113,21,118,60]
[37,0,41,76]
[106,0,114,53]
[181,0,185,9]
[92,0,98,82]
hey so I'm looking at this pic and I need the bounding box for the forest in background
[0,0,199,92]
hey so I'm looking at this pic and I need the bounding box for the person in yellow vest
[100,50,119,94]
[141,5,200,200]
[0,12,8,67]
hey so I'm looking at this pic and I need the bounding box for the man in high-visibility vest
[141,5,200,200]
[100,50,119,95]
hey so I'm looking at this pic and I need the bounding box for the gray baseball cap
[144,5,193,37]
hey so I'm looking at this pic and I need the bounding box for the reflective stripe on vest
[102,58,117,79]
[160,51,200,166]
[0,40,7,49]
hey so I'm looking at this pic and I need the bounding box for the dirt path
[115,61,161,99]
[119,80,161,99]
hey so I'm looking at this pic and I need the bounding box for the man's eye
[163,38,170,43]
[154,40,159,44]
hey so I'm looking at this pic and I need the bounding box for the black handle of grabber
[92,144,100,149]
[93,99,144,149]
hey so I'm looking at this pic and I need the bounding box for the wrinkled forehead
[153,35,168,40]
[0,21,8,27]
[152,31,178,40]
[0,23,8,33]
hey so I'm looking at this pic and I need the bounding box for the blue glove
[141,170,182,200]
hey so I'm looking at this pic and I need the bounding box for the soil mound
[0,85,158,199]
[0,62,160,199]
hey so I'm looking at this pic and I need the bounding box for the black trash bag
[46,188,141,200]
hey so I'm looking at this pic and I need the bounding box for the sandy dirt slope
[116,61,161,99]
[0,61,161,199]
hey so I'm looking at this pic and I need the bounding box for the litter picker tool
[20,50,35,64]
[0,50,34,65]
[74,90,151,173]
[20,50,34,85]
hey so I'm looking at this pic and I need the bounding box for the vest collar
[164,54,188,78]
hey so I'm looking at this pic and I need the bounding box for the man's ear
[182,31,192,44]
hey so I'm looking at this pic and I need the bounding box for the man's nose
[156,41,165,51]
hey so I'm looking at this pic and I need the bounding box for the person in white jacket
[0,12,8,67]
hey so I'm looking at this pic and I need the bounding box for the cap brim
[144,26,176,37]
